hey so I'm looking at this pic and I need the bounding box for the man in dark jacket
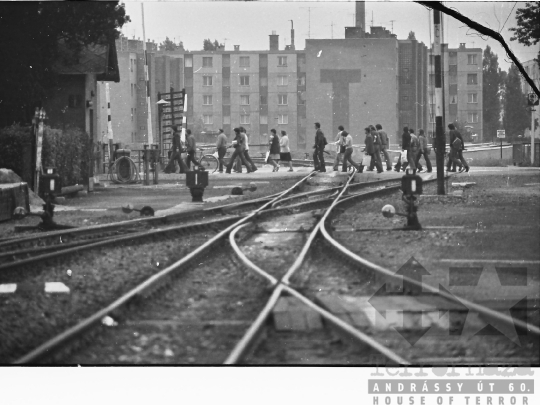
[446,124,468,173]
[313,122,326,172]
[225,127,253,174]
[367,125,383,173]
[415,129,432,173]
[185,129,198,169]
[163,126,189,173]
[376,124,392,171]
[394,127,410,172]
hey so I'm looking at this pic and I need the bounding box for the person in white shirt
[279,130,294,172]
[333,125,345,171]
[341,130,361,172]
[240,127,257,172]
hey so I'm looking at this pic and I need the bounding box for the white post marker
[181,91,187,144]
[532,104,535,165]
[35,108,45,193]
[106,83,114,164]
[141,3,153,145]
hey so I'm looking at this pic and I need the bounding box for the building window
[68,94,82,109]
[223,116,231,125]
[297,91,305,105]
[202,57,213,67]
[297,76,306,86]
[223,95,230,105]
[260,77,268,87]
[278,114,288,124]
[223,77,230,86]
[241,95,250,105]
[203,114,213,125]
[467,74,478,85]
[131,108,134,122]
[203,76,213,86]
[467,54,477,65]
[239,56,250,67]
[467,112,479,123]
[260,115,268,124]
[278,56,287,66]
[278,75,288,86]
[240,75,250,86]
[260,95,267,105]
[429,105,435,123]
[240,114,250,124]
[402,96,409,101]
[278,94,288,105]
[449,95,457,104]
[131,84,134,97]
[185,55,193,68]
[468,93,478,103]
[203,95,213,105]
[429,55,434,65]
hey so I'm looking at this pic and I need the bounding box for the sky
[120,0,538,72]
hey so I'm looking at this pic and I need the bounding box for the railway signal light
[186,166,209,202]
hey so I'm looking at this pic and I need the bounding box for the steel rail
[225,222,409,365]
[0,216,240,272]
[14,172,315,364]
[319,192,540,337]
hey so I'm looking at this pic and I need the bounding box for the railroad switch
[186,166,209,202]
[381,169,423,231]
[12,168,75,231]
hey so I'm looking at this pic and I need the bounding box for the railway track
[8,170,539,364]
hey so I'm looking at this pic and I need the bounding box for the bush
[42,125,91,187]
[0,124,33,176]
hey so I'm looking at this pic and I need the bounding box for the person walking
[185,129,198,169]
[267,129,281,172]
[394,127,410,172]
[447,124,469,173]
[280,130,294,172]
[225,127,253,174]
[401,128,417,173]
[333,125,345,171]
[240,127,257,172]
[368,125,384,173]
[415,129,432,173]
[215,128,228,173]
[313,122,326,172]
[376,124,392,171]
[163,126,190,173]
[342,130,362,172]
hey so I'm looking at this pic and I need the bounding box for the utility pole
[389,20,396,34]
[433,9,445,195]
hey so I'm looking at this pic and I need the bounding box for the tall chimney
[355,1,366,33]
[290,20,295,50]
[269,31,279,51]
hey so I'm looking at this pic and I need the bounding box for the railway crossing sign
[528,92,539,106]
[496,130,505,138]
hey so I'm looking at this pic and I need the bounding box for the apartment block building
[428,43,483,141]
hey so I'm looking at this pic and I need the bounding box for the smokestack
[290,20,295,50]
[355,1,366,33]
[269,31,279,51]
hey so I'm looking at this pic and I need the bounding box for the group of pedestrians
[163,127,197,174]
[394,126,432,174]
[317,123,393,173]
[222,127,293,173]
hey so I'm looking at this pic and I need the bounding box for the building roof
[53,38,120,82]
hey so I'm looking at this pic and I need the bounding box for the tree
[503,64,530,141]
[160,37,185,51]
[407,31,416,40]
[482,46,503,141]
[203,39,224,51]
[0,2,130,127]
[509,2,540,65]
